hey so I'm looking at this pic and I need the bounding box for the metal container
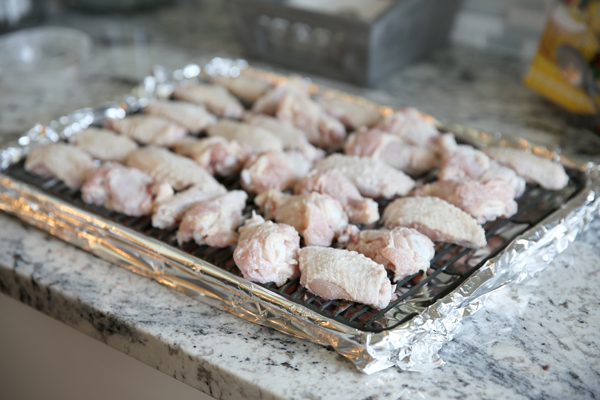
[60,0,173,12]
[229,0,463,86]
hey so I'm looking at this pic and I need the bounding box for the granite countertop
[1,2,600,399]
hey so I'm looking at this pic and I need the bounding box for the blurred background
[2,0,600,159]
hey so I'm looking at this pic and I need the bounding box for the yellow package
[525,0,600,114]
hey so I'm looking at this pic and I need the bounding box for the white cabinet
[0,294,214,400]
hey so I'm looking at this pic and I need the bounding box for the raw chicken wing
[298,247,392,309]
[152,184,227,229]
[82,162,173,216]
[383,196,487,248]
[439,145,526,197]
[294,169,379,225]
[344,128,438,175]
[172,136,248,176]
[414,179,518,223]
[105,115,187,146]
[317,96,382,129]
[207,74,272,103]
[125,146,223,191]
[277,93,347,150]
[244,114,325,161]
[233,213,300,286]
[313,154,415,198]
[173,83,244,119]
[177,190,248,247]
[438,145,489,181]
[255,190,348,247]
[69,127,138,162]
[144,100,216,133]
[480,162,526,198]
[430,132,459,154]
[252,76,311,115]
[376,107,439,147]
[25,143,96,189]
[482,147,569,190]
[206,120,284,154]
[346,227,435,282]
[241,151,311,194]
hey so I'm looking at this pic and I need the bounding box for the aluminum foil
[1,58,599,375]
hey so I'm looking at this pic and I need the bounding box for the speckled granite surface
[1,214,599,400]
[1,2,600,399]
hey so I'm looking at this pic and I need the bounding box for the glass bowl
[0,26,92,91]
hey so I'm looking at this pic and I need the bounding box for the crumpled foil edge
[363,169,600,373]
[1,57,599,375]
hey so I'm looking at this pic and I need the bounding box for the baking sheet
[1,57,598,374]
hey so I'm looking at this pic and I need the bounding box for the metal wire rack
[4,161,585,333]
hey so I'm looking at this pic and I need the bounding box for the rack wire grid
[4,156,584,333]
